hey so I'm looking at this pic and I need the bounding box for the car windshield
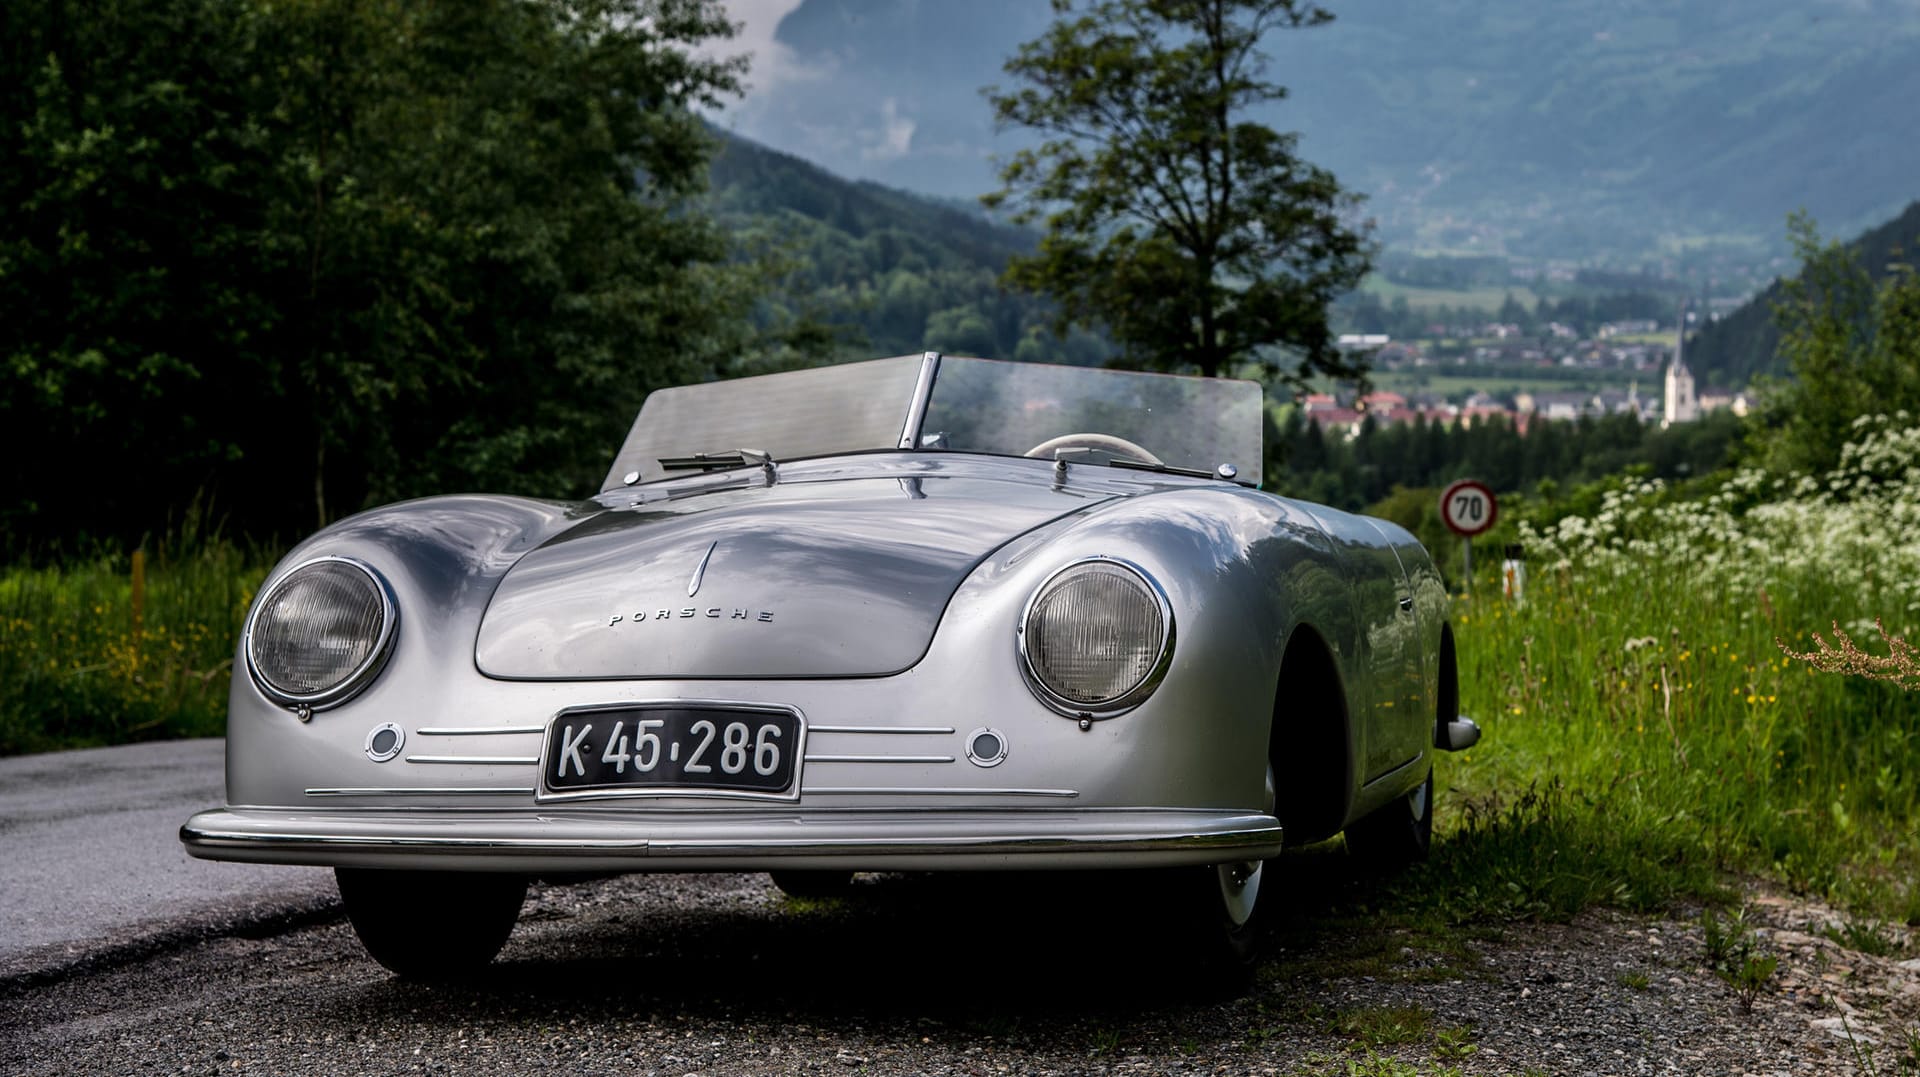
[603,354,1264,490]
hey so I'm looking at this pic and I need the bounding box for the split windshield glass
[923,357,1263,480]
[603,354,1264,490]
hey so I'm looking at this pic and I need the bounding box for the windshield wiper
[657,448,777,478]
[1106,458,1219,480]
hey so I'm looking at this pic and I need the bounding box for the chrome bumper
[181,806,1283,873]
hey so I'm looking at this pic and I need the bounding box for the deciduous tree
[0,0,780,550]
[984,0,1372,383]
[1755,212,1920,475]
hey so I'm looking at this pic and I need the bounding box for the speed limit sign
[1440,479,1498,537]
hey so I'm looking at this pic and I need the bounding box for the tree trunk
[314,438,327,530]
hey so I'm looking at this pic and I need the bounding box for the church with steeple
[1663,326,1699,427]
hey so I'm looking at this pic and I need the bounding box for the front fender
[227,495,595,801]
[971,484,1356,813]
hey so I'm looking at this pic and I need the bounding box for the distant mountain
[717,0,1920,262]
[706,132,1109,363]
[709,130,1028,272]
[1685,201,1920,388]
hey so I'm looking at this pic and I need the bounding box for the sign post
[1439,479,1498,591]
[1501,543,1526,605]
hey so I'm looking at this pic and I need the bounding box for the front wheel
[1194,854,1268,967]
[1343,767,1434,872]
[1175,762,1276,993]
[335,868,526,979]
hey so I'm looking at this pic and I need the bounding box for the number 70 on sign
[1439,479,1498,538]
[1439,479,1497,591]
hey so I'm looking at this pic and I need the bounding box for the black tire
[335,868,526,979]
[1168,758,1277,995]
[1118,859,1266,999]
[1189,858,1268,990]
[768,869,856,899]
[1343,767,1434,872]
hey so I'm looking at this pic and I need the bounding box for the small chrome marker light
[965,727,1008,767]
[364,723,405,762]
[245,556,398,712]
[1018,557,1174,719]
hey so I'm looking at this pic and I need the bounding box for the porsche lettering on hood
[607,604,775,625]
[475,474,1108,679]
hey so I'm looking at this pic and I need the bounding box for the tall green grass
[1437,413,1920,920]
[0,544,269,754]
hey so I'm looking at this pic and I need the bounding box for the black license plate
[544,706,801,794]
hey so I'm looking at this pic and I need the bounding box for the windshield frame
[913,355,1263,484]
[602,353,1264,492]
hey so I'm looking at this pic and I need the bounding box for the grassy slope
[1357,278,1539,313]
[1433,422,1920,924]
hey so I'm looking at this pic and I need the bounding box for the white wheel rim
[1217,860,1262,926]
[1217,762,1278,927]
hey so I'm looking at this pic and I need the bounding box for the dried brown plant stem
[1776,619,1920,691]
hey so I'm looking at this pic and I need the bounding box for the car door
[1357,518,1428,781]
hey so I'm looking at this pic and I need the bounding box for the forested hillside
[707,135,1108,364]
[1686,201,1920,388]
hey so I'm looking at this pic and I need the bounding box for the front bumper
[181,806,1283,873]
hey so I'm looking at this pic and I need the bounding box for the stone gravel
[3,869,1913,1076]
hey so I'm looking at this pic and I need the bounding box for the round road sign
[1440,479,1498,537]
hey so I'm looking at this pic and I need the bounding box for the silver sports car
[182,353,1479,980]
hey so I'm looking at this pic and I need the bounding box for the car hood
[475,471,1109,679]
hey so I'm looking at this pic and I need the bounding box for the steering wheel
[1023,432,1163,466]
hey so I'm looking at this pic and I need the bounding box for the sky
[696,0,1028,196]
[704,1,822,144]
[711,0,804,91]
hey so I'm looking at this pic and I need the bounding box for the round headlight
[245,556,397,709]
[1019,558,1174,717]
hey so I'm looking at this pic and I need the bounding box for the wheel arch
[1434,621,1460,748]
[1268,623,1354,846]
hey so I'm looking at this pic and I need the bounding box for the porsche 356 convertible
[182,353,1479,979]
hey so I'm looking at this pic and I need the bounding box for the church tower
[1663,324,1698,426]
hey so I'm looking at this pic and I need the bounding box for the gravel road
[6,864,1911,1076]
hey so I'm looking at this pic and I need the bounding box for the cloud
[862,98,917,160]
[706,0,825,100]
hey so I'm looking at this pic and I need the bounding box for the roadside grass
[1284,1050,1473,1077]
[1331,1003,1435,1048]
[1435,413,1920,924]
[0,542,269,754]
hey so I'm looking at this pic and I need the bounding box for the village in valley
[1303,318,1750,437]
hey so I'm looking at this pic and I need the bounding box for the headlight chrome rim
[244,555,398,711]
[1017,556,1175,719]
